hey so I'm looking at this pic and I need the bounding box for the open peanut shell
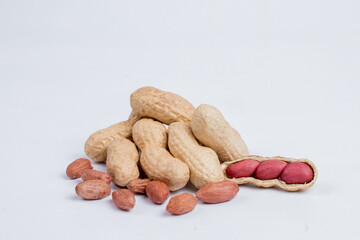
[221,155,318,192]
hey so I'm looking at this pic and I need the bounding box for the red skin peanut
[226,160,260,178]
[112,189,136,211]
[280,162,314,184]
[254,160,288,180]
[66,158,93,179]
[80,169,112,184]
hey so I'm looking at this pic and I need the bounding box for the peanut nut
[112,189,136,211]
[127,179,151,194]
[196,180,239,204]
[80,169,112,184]
[280,162,314,184]
[166,193,197,215]
[145,181,170,204]
[66,158,93,179]
[226,159,260,178]
[75,180,111,200]
[254,160,287,180]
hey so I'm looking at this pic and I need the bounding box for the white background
[1,1,359,239]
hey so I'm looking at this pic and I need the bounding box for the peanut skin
[254,160,287,180]
[226,159,260,178]
[80,169,112,184]
[130,86,195,125]
[75,180,111,200]
[166,193,197,215]
[196,180,239,204]
[191,104,249,162]
[112,189,136,211]
[84,111,141,162]
[132,118,190,191]
[168,122,224,188]
[66,158,93,179]
[127,179,151,194]
[280,162,314,184]
[145,181,170,204]
[106,138,140,187]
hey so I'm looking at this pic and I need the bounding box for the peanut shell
[221,155,318,191]
[132,118,190,191]
[168,122,224,188]
[84,111,141,162]
[191,104,249,162]
[106,138,140,187]
[130,86,195,125]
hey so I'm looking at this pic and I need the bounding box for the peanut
[168,122,224,188]
[132,118,190,191]
[191,104,249,162]
[130,86,195,125]
[127,179,151,194]
[84,111,141,162]
[75,180,111,200]
[106,138,140,187]
[145,181,170,204]
[196,180,239,204]
[66,158,93,179]
[166,193,197,215]
[280,162,314,184]
[226,159,260,178]
[254,160,287,180]
[222,156,318,191]
[112,189,136,211]
[80,169,112,184]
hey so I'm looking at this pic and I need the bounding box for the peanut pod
[132,118,190,191]
[84,111,141,162]
[191,104,249,162]
[130,86,195,125]
[221,155,318,191]
[168,122,224,188]
[106,138,140,187]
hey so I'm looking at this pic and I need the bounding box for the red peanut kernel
[80,169,112,184]
[280,162,314,184]
[254,160,288,180]
[226,159,260,178]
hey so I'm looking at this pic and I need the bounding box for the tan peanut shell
[84,111,141,162]
[168,122,224,188]
[106,138,140,187]
[132,118,190,191]
[191,104,249,162]
[130,86,195,125]
[221,155,318,191]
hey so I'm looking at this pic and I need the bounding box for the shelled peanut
[80,169,112,184]
[112,189,136,210]
[222,156,318,191]
[66,158,93,179]
[75,180,111,200]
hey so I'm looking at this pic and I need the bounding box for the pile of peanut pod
[66,87,318,215]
